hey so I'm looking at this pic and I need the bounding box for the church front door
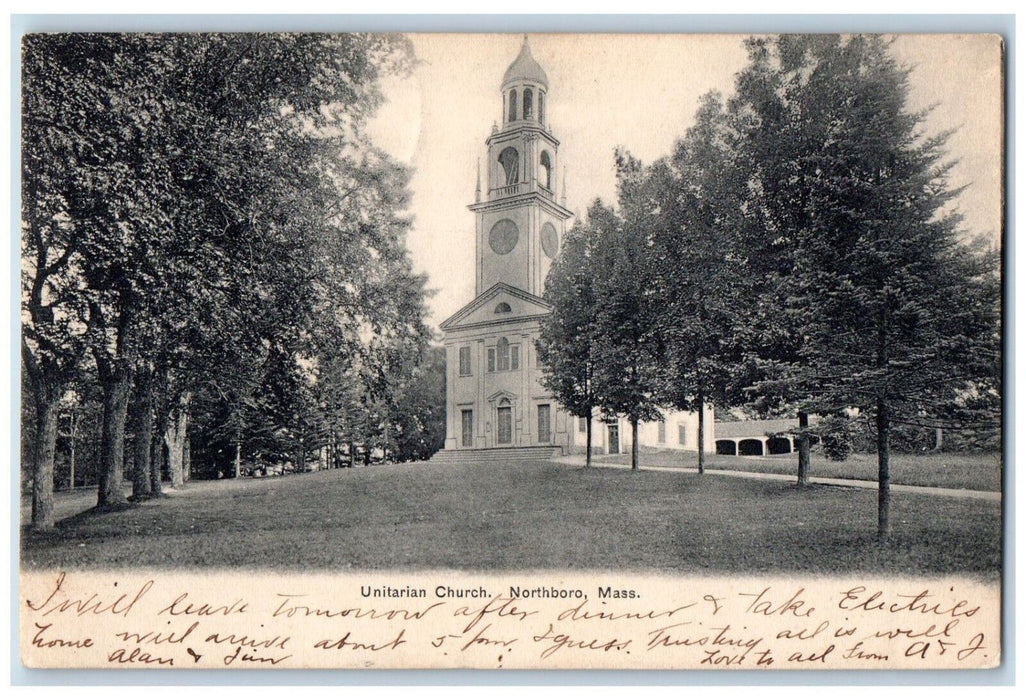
[497,406,512,444]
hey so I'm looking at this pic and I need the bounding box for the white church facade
[438,38,712,459]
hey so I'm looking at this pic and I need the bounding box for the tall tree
[538,217,600,467]
[21,34,100,528]
[589,181,663,472]
[642,93,745,474]
[22,33,422,505]
[728,35,1001,538]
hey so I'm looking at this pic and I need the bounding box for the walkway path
[552,455,1002,502]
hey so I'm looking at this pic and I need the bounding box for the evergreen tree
[729,35,1000,538]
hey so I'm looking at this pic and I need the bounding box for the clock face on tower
[489,219,519,255]
[541,222,559,258]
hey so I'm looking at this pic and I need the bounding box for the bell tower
[469,36,573,297]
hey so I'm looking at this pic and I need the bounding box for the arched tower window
[538,92,545,125]
[539,151,552,190]
[498,147,519,186]
[497,337,511,371]
[508,89,518,123]
[494,302,512,314]
[523,88,533,120]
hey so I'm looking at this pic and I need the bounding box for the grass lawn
[21,459,1000,577]
[598,450,1003,492]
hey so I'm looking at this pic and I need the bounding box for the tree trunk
[585,414,592,469]
[630,417,639,471]
[297,437,306,473]
[183,438,191,482]
[97,361,132,507]
[234,440,242,479]
[934,427,943,452]
[165,392,189,488]
[149,434,165,496]
[149,370,168,495]
[349,441,356,468]
[797,411,811,487]
[130,364,153,500]
[697,389,706,475]
[31,387,60,531]
[877,398,891,541]
[67,408,77,490]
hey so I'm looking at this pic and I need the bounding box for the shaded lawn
[598,450,1002,492]
[21,460,1000,577]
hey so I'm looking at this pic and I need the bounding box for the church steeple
[469,37,573,298]
[501,36,549,127]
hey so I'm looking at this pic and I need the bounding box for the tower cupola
[501,36,548,127]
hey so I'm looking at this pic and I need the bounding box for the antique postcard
[18,31,1004,672]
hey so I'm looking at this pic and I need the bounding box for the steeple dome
[502,36,548,90]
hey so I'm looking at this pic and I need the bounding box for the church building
[438,38,712,460]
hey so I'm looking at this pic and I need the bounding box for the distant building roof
[715,418,809,439]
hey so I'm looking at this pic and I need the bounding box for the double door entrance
[494,400,550,446]
[497,405,512,444]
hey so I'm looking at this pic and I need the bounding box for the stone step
[431,446,560,464]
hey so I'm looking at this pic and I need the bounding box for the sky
[366,33,1004,333]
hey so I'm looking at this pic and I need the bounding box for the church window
[508,89,518,123]
[678,424,687,445]
[539,151,552,190]
[458,346,472,376]
[487,348,496,373]
[511,344,520,370]
[495,302,512,314]
[657,419,666,444]
[538,92,545,124]
[578,416,587,432]
[523,88,533,120]
[497,337,511,371]
[498,147,520,186]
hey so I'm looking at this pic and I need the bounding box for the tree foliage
[21,33,433,526]
[537,217,600,467]
[539,34,999,541]
[727,35,1000,537]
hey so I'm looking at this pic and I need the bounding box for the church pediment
[440,283,552,332]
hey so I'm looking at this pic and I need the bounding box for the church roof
[502,36,549,89]
[439,282,552,333]
[714,418,818,439]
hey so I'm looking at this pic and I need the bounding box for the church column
[476,338,486,448]
[475,213,484,296]
[444,344,457,450]
[521,331,533,445]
